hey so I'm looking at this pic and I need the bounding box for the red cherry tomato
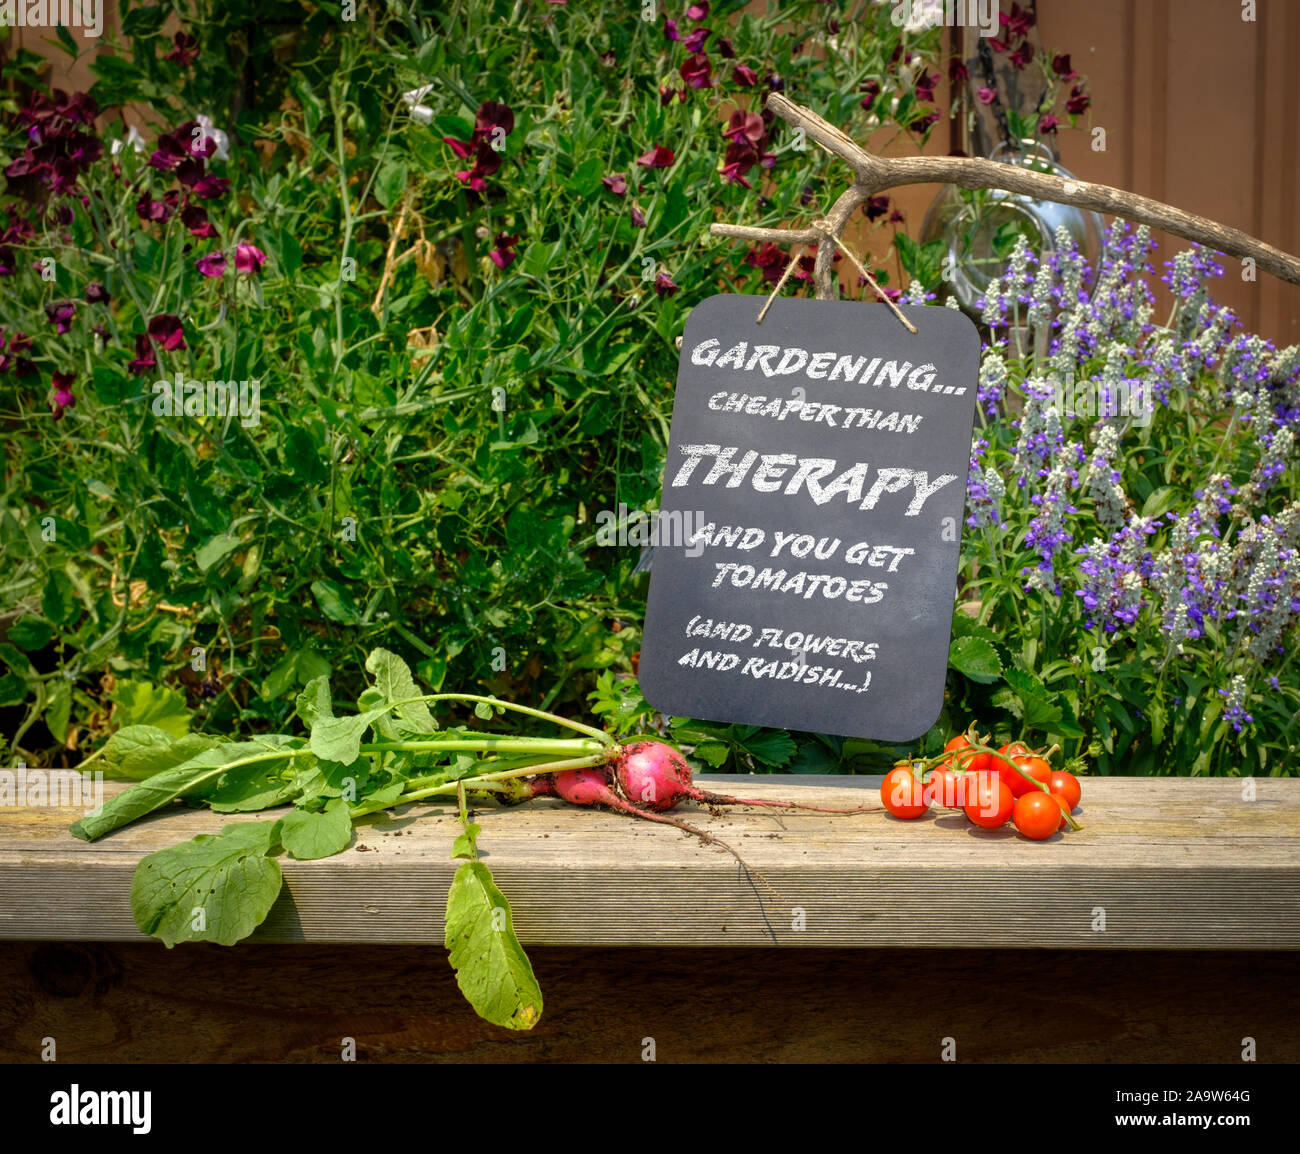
[1048,770,1082,812]
[1013,790,1063,840]
[1052,792,1073,830]
[963,776,1014,828]
[1004,755,1052,798]
[943,735,991,774]
[926,764,962,807]
[881,766,930,819]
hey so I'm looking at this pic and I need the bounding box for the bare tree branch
[710,92,1300,303]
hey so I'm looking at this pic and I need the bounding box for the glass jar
[919,140,1106,316]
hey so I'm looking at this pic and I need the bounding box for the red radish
[612,741,871,815]
[551,765,784,903]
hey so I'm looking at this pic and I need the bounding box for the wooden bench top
[2,776,1297,949]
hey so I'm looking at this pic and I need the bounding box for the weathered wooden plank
[1,776,1297,948]
[2,942,1296,1063]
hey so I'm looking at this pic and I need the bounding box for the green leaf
[692,740,731,767]
[949,636,1003,684]
[0,673,27,707]
[279,798,353,860]
[101,726,220,781]
[998,667,1062,729]
[311,578,363,625]
[309,707,389,764]
[43,679,71,743]
[451,820,481,860]
[111,680,192,737]
[374,161,409,209]
[474,701,494,721]
[444,861,543,1030]
[365,647,437,732]
[71,751,235,840]
[296,675,333,727]
[42,570,77,625]
[7,616,53,651]
[740,728,797,768]
[131,822,283,947]
[196,533,241,573]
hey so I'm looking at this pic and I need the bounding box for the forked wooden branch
[711,92,1300,304]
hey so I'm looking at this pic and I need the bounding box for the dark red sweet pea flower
[732,64,758,87]
[136,197,172,223]
[863,195,891,223]
[948,58,970,84]
[1002,2,1036,38]
[1009,41,1035,69]
[51,371,76,420]
[234,242,267,275]
[1066,86,1091,115]
[602,173,627,196]
[663,17,679,42]
[196,252,227,278]
[724,111,764,147]
[149,131,188,172]
[653,271,679,298]
[175,157,205,187]
[127,333,156,376]
[686,2,709,18]
[45,301,76,333]
[8,331,33,354]
[475,101,515,139]
[1039,114,1060,133]
[859,79,881,111]
[443,135,475,160]
[683,27,710,53]
[716,38,735,59]
[658,84,679,106]
[914,70,938,102]
[629,204,646,229]
[191,174,230,199]
[148,314,187,352]
[743,243,785,286]
[911,109,940,130]
[636,146,675,168]
[680,54,712,89]
[1052,53,1076,79]
[84,282,109,304]
[181,204,218,238]
[488,232,520,270]
[165,32,199,67]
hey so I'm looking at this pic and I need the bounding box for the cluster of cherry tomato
[879,730,1083,841]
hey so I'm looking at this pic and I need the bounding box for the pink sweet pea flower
[683,27,710,53]
[488,232,521,270]
[196,252,227,277]
[602,173,628,196]
[51,371,76,420]
[687,2,709,19]
[234,242,267,275]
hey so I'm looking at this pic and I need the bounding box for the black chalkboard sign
[638,293,980,741]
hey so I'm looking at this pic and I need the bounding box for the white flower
[110,125,145,156]
[196,115,229,162]
[401,85,436,124]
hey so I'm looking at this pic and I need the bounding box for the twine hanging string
[755,222,918,334]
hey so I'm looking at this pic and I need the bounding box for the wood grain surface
[1,941,1294,1063]
[2,776,1297,948]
